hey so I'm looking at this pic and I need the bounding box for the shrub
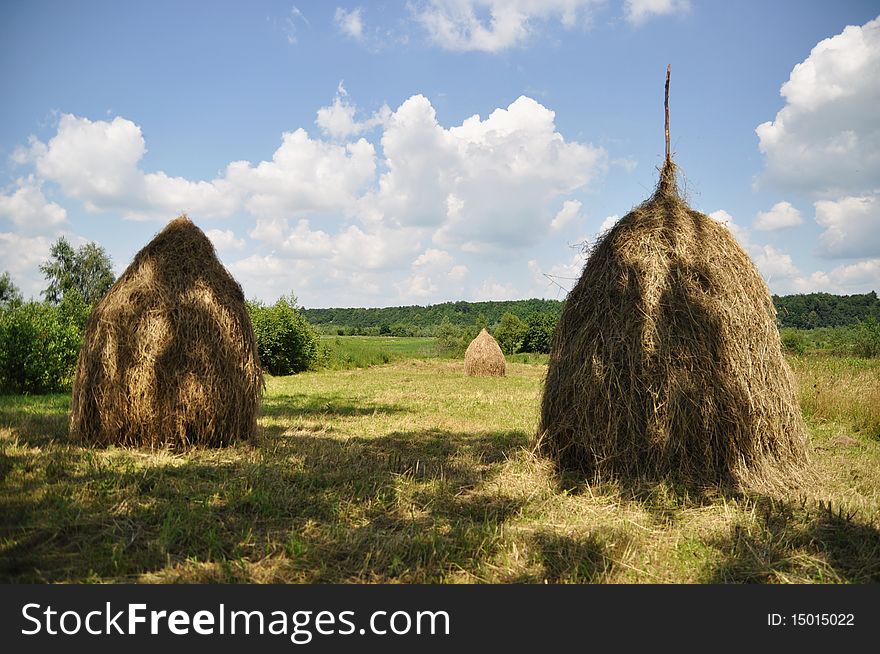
[248,294,321,375]
[0,301,81,393]
[853,316,880,358]
[780,328,807,355]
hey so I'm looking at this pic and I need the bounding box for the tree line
[305,292,880,334]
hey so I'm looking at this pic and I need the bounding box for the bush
[248,294,322,375]
[0,301,82,393]
[520,312,558,354]
[780,328,807,355]
[853,317,880,358]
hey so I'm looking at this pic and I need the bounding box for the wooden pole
[665,64,671,163]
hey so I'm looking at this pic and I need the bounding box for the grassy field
[319,335,439,369]
[1,340,878,583]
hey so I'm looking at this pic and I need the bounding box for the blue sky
[1,0,878,307]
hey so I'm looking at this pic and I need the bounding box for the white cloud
[226,128,376,218]
[316,82,391,140]
[611,156,638,172]
[825,258,880,290]
[413,248,454,269]
[0,179,67,234]
[598,214,619,233]
[0,232,55,299]
[249,218,334,259]
[411,0,598,53]
[335,7,364,40]
[753,201,803,231]
[284,5,310,44]
[752,244,800,282]
[29,114,238,220]
[708,209,750,247]
[205,228,245,252]
[624,0,691,26]
[448,264,468,281]
[814,194,880,258]
[756,17,880,195]
[35,114,145,210]
[471,278,519,301]
[373,94,605,250]
[550,199,582,231]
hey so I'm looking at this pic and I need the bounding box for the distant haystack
[465,329,506,377]
[69,216,263,448]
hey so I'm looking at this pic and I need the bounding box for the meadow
[1,338,878,583]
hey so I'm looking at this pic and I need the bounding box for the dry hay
[538,161,809,491]
[465,329,506,377]
[69,216,263,448]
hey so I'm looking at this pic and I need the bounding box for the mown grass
[1,351,878,583]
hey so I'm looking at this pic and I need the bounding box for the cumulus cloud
[335,7,364,40]
[0,179,67,234]
[471,278,519,301]
[598,214,619,233]
[751,244,800,282]
[372,94,605,250]
[205,228,245,252]
[7,90,607,305]
[27,114,237,220]
[411,0,598,52]
[753,201,803,231]
[756,17,880,196]
[550,199,582,231]
[814,194,880,258]
[315,82,391,140]
[624,0,691,26]
[0,232,55,298]
[225,129,376,219]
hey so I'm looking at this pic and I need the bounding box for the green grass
[318,336,440,369]
[1,350,878,583]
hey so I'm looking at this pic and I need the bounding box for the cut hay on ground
[69,216,263,448]
[465,329,506,377]
[538,160,809,491]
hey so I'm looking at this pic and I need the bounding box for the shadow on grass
[258,392,411,420]
[704,496,880,583]
[511,531,619,583]
[554,470,880,583]
[1,410,533,582]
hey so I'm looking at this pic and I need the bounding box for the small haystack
[465,329,506,377]
[69,216,263,448]
[538,68,808,491]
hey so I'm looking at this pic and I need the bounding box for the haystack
[69,216,263,448]
[465,329,506,377]
[538,68,808,491]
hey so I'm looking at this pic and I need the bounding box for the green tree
[494,312,528,354]
[40,237,115,305]
[0,271,22,307]
[520,312,558,353]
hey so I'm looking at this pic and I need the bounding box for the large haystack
[538,69,808,490]
[69,216,263,448]
[465,329,506,377]
[538,159,809,490]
